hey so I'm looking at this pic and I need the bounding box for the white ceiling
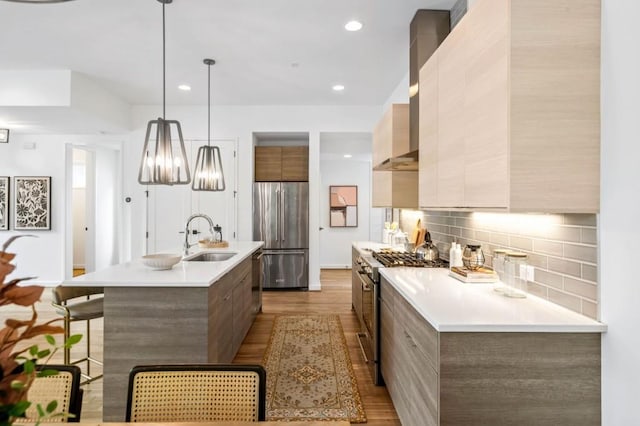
[0,0,457,108]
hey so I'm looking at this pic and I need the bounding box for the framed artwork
[14,176,52,230]
[0,129,8,143]
[329,185,358,227]
[0,177,8,230]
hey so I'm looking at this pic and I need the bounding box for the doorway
[65,143,123,279]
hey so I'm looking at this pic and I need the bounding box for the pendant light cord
[162,0,166,120]
[207,62,211,147]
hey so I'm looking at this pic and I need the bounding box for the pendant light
[138,0,190,185]
[191,59,226,191]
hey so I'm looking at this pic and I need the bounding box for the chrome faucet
[183,213,215,256]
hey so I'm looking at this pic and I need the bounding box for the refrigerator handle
[263,250,306,256]
[281,189,286,243]
[276,188,280,243]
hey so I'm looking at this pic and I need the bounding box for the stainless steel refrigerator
[253,182,309,289]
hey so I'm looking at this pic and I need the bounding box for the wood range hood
[373,9,453,172]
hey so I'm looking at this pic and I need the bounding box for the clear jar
[503,252,528,298]
[492,249,508,293]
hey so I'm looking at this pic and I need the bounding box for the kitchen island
[379,266,606,426]
[62,241,263,421]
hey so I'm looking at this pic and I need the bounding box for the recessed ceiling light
[332,84,345,92]
[178,84,191,91]
[343,154,352,158]
[345,20,363,32]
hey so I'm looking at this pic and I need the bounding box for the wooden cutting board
[410,219,421,245]
[416,228,427,247]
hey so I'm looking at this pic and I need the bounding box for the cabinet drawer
[394,319,439,426]
[232,257,251,283]
[395,293,439,371]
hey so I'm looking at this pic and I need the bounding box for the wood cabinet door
[419,51,439,208]
[373,109,393,166]
[371,171,392,207]
[254,146,282,181]
[463,0,509,208]
[233,273,252,350]
[436,19,467,208]
[281,146,308,181]
[216,286,235,362]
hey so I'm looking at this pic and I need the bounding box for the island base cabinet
[102,256,256,421]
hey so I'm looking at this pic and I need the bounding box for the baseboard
[321,265,351,269]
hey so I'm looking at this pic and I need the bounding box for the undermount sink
[183,251,237,262]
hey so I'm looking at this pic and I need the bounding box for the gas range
[372,250,449,269]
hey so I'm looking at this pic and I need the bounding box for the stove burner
[372,251,448,268]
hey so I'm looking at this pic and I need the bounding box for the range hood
[373,150,419,171]
[372,9,452,173]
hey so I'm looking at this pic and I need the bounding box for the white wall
[0,134,123,284]
[319,159,373,268]
[600,1,640,424]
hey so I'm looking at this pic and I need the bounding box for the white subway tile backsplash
[402,210,599,319]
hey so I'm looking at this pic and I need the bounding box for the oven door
[360,271,375,340]
[355,269,382,384]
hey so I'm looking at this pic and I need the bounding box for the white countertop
[379,267,607,333]
[63,241,263,288]
[352,241,392,256]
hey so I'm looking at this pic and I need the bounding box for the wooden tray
[198,240,229,248]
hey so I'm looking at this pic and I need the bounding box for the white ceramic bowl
[141,253,181,270]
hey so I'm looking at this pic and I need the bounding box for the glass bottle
[492,249,508,293]
[504,252,528,298]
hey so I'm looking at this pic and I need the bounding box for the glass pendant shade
[138,117,191,185]
[192,145,226,191]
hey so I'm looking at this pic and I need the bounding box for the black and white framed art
[0,177,8,230]
[14,176,51,230]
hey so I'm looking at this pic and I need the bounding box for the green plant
[0,236,81,426]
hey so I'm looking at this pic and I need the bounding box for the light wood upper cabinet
[255,146,308,182]
[418,0,600,213]
[372,104,417,208]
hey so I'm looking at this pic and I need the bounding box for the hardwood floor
[4,269,400,424]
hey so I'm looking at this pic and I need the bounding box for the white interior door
[148,139,237,253]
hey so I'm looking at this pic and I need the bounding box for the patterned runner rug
[262,314,367,423]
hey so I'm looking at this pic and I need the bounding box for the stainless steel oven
[354,250,448,386]
[355,255,383,385]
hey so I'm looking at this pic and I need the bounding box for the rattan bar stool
[51,286,104,385]
[126,364,267,422]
